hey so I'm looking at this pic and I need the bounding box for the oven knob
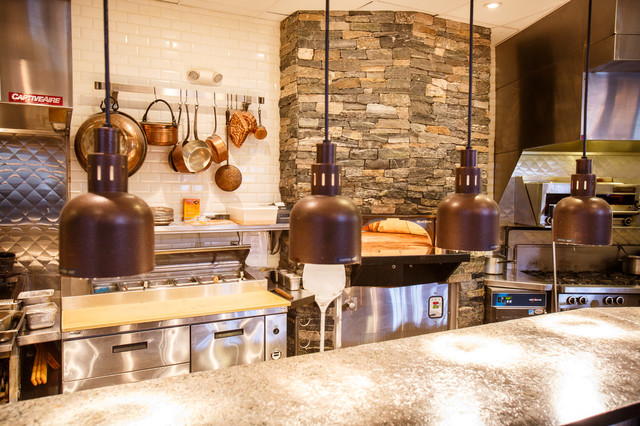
[615,296,625,305]
[566,296,577,305]
[604,296,614,305]
[578,296,588,305]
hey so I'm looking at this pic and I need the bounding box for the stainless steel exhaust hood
[0,0,73,135]
[494,0,640,202]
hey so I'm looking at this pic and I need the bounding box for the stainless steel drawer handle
[214,329,244,339]
[112,341,148,354]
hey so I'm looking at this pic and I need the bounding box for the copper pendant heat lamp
[552,0,612,246]
[436,0,499,252]
[289,0,361,265]
[59,0,154,278]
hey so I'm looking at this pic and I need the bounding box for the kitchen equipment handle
[618,245,630,261]
[214,329,244,339]
[142,99,177,125]
[112,341,148,353]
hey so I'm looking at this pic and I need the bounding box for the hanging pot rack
[93,81,264,110]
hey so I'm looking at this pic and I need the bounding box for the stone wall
[279,10,492,214]
[278,10,491,352]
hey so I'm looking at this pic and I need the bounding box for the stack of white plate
[151,207,174,226]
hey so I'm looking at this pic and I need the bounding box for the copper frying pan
[215,96,242,191]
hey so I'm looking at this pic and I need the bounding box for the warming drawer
[63,326,190,383]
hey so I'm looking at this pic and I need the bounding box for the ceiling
[165,0,572,44]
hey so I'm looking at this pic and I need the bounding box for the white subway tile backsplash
[70,0,282,218]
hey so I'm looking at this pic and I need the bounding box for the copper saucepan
[170,104,193,173]
[254,96,267,140]
[205,98,227,164]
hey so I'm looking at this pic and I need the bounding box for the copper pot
[205,105,227,164]
[141,99,178,146]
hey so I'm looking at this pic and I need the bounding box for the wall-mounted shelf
[94,81,264,106]
[154,222,288,234]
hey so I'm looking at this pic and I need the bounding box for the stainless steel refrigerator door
[341,283,449,348]
[191,316,264,372]
[63,326,190,382]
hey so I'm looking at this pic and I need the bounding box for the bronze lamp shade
[59,127,154,278]
[59,0,154,278]
[288,0,360,266]
[436,149,499,252]
[289,142,361,265]
[552,158,612,246]
[552,0,612,247]
[434,1,499,252]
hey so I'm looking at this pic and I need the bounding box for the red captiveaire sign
[9,92,63,106]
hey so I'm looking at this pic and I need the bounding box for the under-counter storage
[62,326,190,393]
[191,313,286,372]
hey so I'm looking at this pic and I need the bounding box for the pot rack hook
[153,87,157,101]
[195,90,199,107]
[213,90,217,108]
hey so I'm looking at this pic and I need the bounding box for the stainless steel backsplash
[1,133,67,288]
[512,152,640,183]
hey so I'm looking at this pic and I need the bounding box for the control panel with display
[492,293,546,307]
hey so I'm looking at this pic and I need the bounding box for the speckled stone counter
[3,308,640,425]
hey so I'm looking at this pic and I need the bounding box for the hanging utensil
[141,96,178,146]
[254,96,267,140]
[75,96,147,176]
[170,101,192,173]
[228,94,251,148]
[241,95,258,134]
[185,91,213,172]
[205,92,228,164]
[215,94,242,191]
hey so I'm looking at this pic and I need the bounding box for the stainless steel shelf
[17,310,61,346]
[154,222,288,234]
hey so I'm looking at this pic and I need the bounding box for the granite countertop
[2,308,640,425]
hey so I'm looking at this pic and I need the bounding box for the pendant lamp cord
[324,0,330,143]
[466,0,474,150]
[103,0,111,127]
[581,0,593,159]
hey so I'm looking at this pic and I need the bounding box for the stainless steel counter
[1,307,640,425]
[484,270,553,291]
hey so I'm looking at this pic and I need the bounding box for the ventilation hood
[494,0,640,202]
[0,0,73,135]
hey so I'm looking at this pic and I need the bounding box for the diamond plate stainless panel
[1,133,67,225]
[0,225,60,275]
[1,133,67,277]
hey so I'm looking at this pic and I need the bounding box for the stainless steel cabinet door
[63,326,190,382]
[191,317,264,372]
